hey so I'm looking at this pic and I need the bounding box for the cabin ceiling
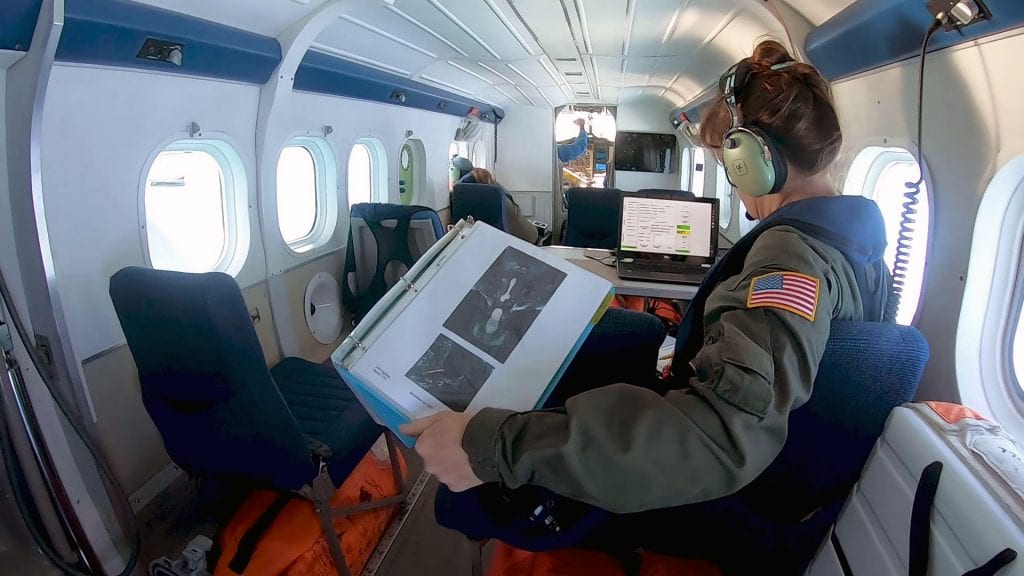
[127,0,857,109]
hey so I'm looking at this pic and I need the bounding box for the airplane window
[844,147,930,325]
[278,145,317,245]
[278,137,336,252]
[348,138,387,206]
[691,148,706,197]
[144,142,245,274]
[715,163,733,230]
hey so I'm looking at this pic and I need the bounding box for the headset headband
[719,59,798,131]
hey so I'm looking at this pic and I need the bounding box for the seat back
[452,183,508,231]
[636,188,696,199]
[563,187,622,249]
[343,203,442,323]
[740,320,930,520]
[109,267,314,490]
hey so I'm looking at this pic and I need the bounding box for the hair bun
[749,39,793,68]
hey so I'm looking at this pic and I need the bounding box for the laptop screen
[619,196,716,259]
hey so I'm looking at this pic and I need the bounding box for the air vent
[555,57,577,62]
[564,72,584,76]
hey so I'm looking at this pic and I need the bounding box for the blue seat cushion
[270,357,383,482]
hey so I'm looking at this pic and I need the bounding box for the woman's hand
[399,412,483,492]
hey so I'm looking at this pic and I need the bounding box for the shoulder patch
[746,272,820,321]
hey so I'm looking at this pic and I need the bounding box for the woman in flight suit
[402,40,892,570]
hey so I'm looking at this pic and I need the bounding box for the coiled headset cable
[885,14,947,322]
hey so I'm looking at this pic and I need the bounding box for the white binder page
[350,223,611,420]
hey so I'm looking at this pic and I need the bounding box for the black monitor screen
[613,132,677,173]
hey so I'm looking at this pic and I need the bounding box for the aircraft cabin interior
[1,0,1023,575]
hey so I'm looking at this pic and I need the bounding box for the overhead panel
[128,0,331,36]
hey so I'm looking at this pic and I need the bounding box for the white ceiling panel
[433,0,535,60]
[628,0,691,57]
[417,61,493,96]
[390,0,500,60]
[503,60,546,88]
[315,19,436,74]
[581,0,629,56]
[509,0,581,60]
[339,3,473,59]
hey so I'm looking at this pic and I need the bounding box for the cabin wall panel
[830,32,1024,404]
[614,97,679,191]
[271,249,347,364]
[40,65,263,362]
[495,104,553,192]
[81,345,170,497]
[245,282,281,368]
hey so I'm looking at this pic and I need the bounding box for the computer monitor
[617,192,719,265]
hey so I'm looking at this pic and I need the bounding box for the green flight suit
[461,226,886,514]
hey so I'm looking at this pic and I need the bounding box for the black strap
[910,461,943,576]
[909,460,1018,576]
[831,530,855,576]
[963,548,1018,576]
[228,491,295,574]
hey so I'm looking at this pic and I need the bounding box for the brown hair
[699,40,841,175]
[470,168,497,185]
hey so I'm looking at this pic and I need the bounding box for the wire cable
[885,14,946,322]
[0,263,140,576]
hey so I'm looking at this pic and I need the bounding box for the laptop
[616,191,720,284]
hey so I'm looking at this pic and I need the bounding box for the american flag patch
[746,272,820,321]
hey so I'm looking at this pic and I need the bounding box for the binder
[331,219,615,446]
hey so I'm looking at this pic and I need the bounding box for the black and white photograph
[405,334,494,412]
[443,246,567,363]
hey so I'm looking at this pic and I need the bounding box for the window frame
[843,145,933,326]
[277,136,338,253]
[680,147,692,192]
[957,154,1024,442]
[348,136,389,207]
[138,137,250,276]
[691,148,706,197]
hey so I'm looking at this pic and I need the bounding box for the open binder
[331,219,615,446]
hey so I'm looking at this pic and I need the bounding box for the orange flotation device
[213,446,406,576]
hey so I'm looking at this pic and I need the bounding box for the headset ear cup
[722,128,774,197]
[745,126,788,194]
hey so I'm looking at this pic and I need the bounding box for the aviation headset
[718,58,797,197]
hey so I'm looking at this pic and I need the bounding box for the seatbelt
[908,461,1017,576]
